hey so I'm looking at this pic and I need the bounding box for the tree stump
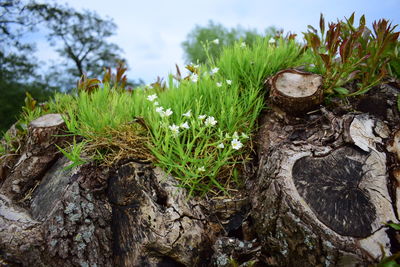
[251,108,400,266]
[267,69,324,115]
[0,113,67,202]
[0,114,218,266]
[1,81,399,267]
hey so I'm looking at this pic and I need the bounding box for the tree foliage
[28,2,125,79]
[182,20,278,64]
[0,0,39,80]
[0,1,129,132]
[0,0,52,132]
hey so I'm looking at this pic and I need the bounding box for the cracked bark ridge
[206,197,250,235]
[108,161,212,266]
[388,129,400,218]
[0,156,112,266]
[252,109,399,266]
[266,69,324,115]
[212,237,261,266]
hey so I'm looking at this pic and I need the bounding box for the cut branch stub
[0,114,68,202]
[27,113,66,153]
[267,69,323,114]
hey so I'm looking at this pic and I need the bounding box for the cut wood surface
[267,69,324,114]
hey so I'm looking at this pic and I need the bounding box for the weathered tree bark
[389,129,400,217]
[0,114,221,266]
[0,114,67,202]
[107,161,212,266]
[0,114,113,266]
[251,84,400,266]
[1,157,113,266]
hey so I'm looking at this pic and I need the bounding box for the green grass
[1,36,313,196]
[61,87,147,138]
[55,138,88,170]
[0,139,6,157]
[218,38,312,89]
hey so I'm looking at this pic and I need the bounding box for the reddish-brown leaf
[339,39,349,62]
[319,13,325,36]
[319,53,330,67]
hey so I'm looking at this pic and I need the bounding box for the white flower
[198,115,206,120]
[212,38,219,45]
[180,122,190,129]
[190,62,200,68]
[183,110,192,117]
[191,74,198,83]
[156,107,173,118]
[240,42,246,48]
[241,133,249,139]
[146,84,153,89]
[269,38,276,44]
[154,101,159,106]
[198,166,205,172]
[204,116,217,127]
[217,143,225,149]
[231,139,243,150]
[226,80,232,85]
[156,106,164,114]
[216,82,222,87]
[169,124,180,136]
[210,67,219,75]
[147,94,158,102]
[232,131,239,139]
[163,108,173,117]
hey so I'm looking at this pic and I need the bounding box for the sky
[34,0,400,84]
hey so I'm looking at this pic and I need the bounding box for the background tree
[0,0,39,82]
[182,20,278,64]
[0,0,56,133]
[29,2,125,87]
[0,1,133,132]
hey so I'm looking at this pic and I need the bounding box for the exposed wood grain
[251,109,399,266]
[266,69,324,114]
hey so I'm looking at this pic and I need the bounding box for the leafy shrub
[304,13,399,96]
